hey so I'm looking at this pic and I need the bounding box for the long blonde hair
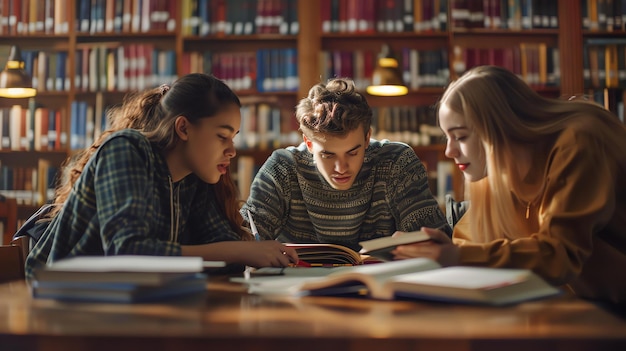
[438,65,626,241]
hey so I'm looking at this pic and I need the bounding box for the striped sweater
[241,139,451,251]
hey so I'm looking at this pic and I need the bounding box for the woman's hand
[391,227,460,267]
[240,240,299,268]
[182,240,298,268]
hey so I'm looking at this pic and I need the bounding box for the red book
[255,0,267,33]
[166,0,177,32]
[7,0,20,34]
[346,0,357,32]
[320,0,331,32]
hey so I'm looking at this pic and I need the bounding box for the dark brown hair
[51,73,248,239]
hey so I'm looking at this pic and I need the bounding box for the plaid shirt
[26,129,240,280]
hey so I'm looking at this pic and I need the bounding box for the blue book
[31,256,226,303]
[33,273,208,303]
[284,48,298,92]
[55,52,67,91]
[47,109,56,149]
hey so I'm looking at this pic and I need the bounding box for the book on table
[358,231,431,261]
[284,243,367,266]
[241,258,561,306]
[31,255,225,303]
[284,231,431,266]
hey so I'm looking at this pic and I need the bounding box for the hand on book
[391,227,460,267]
[234,240,299,268]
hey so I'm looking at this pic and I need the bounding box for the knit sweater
[241,139,450,251]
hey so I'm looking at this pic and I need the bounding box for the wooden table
[0,276,625,351]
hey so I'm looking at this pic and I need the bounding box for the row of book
[451,0,558,30]
[320,0,559,33]
[0,166,58,205]
[583,39,626,89]
[236,103,299,152]
[181,51,256,92]
[180,49,300,93]
[586,87,626,122]
[235,103,445,153]
[181,0,299,36]
[371,105,442,148]
[19,46,176,94]
[321,0,448,33]
[453,44,561,87]
[74,44,177,93]
[76,0,176,34]
[0,0,69,35]
[69,100,111,151]
[0,0,300,36]
[0,0,175,35]
[20,45,300,95]
[582,0,626,31]
[319,44,559,92]
[1,105,66,152]
[20,50,70,93]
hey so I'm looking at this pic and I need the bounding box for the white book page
[391,267,530,290]
[47,256,223,273]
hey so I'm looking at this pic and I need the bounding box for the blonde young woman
[392,65,626,305]
[25,73,297,280]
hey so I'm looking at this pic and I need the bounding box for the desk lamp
[366,45,408,97]
[0,45,37,98]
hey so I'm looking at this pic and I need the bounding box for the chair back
[0,197,18,245]
[0,239,26,283]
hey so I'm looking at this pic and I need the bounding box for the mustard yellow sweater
[453,122,626,304]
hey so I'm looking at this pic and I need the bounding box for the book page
[285,243,363,265]
[389,267,530,290]
[240,258,440,298]
[387,267,560,305]
[298,258,441,299]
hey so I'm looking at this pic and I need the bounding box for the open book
[243,258,561,306]
[285,243,367,266]
[285,232,431,266]
[358,231,431,260]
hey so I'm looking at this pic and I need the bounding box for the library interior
[1,1,626,350]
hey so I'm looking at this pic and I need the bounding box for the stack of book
[31,255,224,303]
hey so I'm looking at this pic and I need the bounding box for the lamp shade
[0,46,37,98]
[366,45,408,97]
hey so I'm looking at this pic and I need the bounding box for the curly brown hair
[295,77,372,142]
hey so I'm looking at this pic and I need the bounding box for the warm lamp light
[0,45,37,98]
[366,45,408,97]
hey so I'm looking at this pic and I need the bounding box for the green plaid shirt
[26,129,240,280]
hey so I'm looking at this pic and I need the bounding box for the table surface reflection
[0,276,625,351]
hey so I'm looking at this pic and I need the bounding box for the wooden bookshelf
[1,0,619,221]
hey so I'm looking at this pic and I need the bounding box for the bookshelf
[0,0,618,229]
